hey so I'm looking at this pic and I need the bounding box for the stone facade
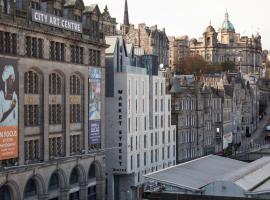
[105,36,176,200]
[189,12,262,74]
[168,36,190,72]
[123,23,169,67]
[0,0,107,199]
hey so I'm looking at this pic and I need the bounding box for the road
[240,106,270,149]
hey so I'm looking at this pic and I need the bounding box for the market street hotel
[0,1,107,200]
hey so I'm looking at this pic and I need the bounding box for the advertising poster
[0,57,18,160]
[223,132,233,150]
[89,68,101,145]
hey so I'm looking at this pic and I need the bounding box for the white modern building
[105,36,176,200]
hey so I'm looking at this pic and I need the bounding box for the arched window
[24,178,37,198]
[49,72,62,95]
[88,164,96,179]
[0,185,12,200]
[24,71,40,94]
[70,74,82,95]
[49,72,63,125]
[48,172,60,191]
[70,168,80,185]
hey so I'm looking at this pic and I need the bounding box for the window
[70,74,83,123]
[49,73,63,125]
[155,132,158,145]
[144,152,147,166]
[70,135,81,155]
[24,178,37,198]
[137,154,140,168]
[24,139,40,162]
[162,131,165,144]
[0,31,17,55]
[162,147,165,160]
[160,99,163,112]
[16,0,25,10]
[71,45,84,64]
[151,150,153,163]
[155,116,158,129]
[168,115,171,127]
[155,149,158,162]
[26,36,43,58]
[24,71,41,127]
[144,135,147,148]
[49,137,63,158]
[130,155,133,170]
[151,133,153,147]
[144,116,147,131]
[167,146,170,159]
[50,41,65,61]
[160,116,163,128]
[168,100,171,111]
[70,168,80,185]
[155,99,157,112]
[48,173,60,191]
[168,131,171,143]
[155,82,158,96]
[89,49,101,66]
[130,136,133,151]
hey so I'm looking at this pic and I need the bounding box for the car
[265,125,270,132]
[265,134,270,141]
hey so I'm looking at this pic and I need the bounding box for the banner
[89,68,101,145]
[0,58,18,160]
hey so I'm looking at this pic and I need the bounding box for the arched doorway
[69,167,81,200]
[24,178,38,199]
[88,163,100,200]
[0,185,12,200]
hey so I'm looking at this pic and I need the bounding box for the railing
[235,141,270,154]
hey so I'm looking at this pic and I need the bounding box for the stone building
[105,36,176,200]
[83,4,117,38]
[168,36,190,72]
[0,0,108,199]
[170,76,216,163]
[189,12,262,74]
[120,0,169,67]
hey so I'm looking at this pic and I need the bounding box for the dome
[205,25,216,33]
[221,12,235,32]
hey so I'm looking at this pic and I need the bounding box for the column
[96,176,106,200]
[65,73,70,156]
[79,184,88,200]
[60,188,70,200]
[43,72,49,161]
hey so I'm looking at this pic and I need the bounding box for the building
[0,1,108,199]
[144,155,270,199]
[189,12,262,74]
[168,36,190,72]
[83,4,117,37]
[120,0,169,66]
[105,36,176,200]
[170,76,219,163]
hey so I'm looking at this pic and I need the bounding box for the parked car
[265,134,270,141]
[265,125,270,132]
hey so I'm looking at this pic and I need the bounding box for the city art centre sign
[32,9,82,33]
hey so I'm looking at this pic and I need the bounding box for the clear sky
[85,0,269,49]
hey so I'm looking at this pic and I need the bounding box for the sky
[85,0,270,49]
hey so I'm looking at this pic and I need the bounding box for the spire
[225,10,229,21]
[123,0,129,26]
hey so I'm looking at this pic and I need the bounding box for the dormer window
[40,2,47,12]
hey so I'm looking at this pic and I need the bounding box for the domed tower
[220,11,236,44]
[203,23,218,63]
[203,24,218,47]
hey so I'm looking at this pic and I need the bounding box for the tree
[180,54,207,74]
[220,61,236,72]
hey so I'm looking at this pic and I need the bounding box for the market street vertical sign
[32,9,82,33]
[0,58,19,160]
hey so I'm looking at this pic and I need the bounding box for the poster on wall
[0,57,18,160]
[89,68,101,145]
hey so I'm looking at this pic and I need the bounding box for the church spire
[123,0,129,26]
